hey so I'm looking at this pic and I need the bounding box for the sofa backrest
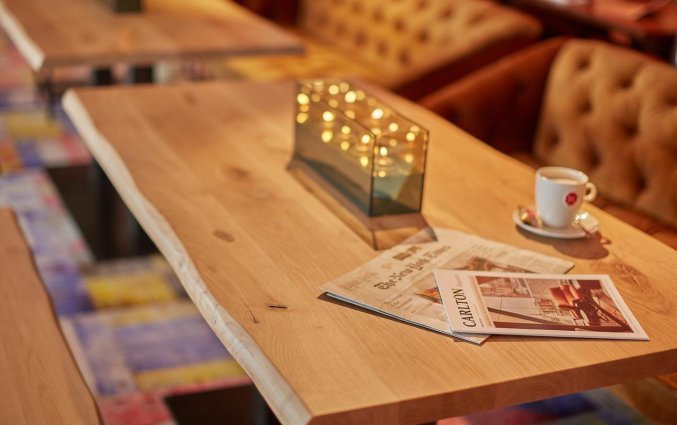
[534,40,677,228]
[299,0,540,86]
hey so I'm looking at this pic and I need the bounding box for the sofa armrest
[420,37,568,154]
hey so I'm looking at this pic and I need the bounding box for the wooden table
[62,80,677,425]
[0,209,101,425]
[510,0,677,61]
[0,0,303,74]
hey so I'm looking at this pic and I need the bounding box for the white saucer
[512,208,586,239]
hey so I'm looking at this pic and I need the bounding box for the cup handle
[584,182,597,202]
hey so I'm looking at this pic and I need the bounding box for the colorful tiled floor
[0,29,251,424]
[0,32,91,172]
[0,169,252,425]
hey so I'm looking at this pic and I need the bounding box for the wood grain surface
[0,0,302,71]
[0,209,101,425]
[62,80,677,425]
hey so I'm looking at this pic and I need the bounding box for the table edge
[0,0,305,72]
[0,0,45,71]
[62,89,314,425]
[0,208,103,424]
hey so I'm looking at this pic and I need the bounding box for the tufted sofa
[421,38,677,248]
[224,0,542,99]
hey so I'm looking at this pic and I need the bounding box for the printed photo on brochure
[434,270,648,340]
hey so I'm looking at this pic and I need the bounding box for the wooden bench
[0,208,101,425]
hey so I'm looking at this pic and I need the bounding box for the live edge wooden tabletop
[62,80,677,425]
[0,209,101,425]
[0,0,302,72]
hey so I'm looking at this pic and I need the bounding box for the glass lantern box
[289,79,429,248]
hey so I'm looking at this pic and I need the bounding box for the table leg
[37,71,57,117]
[107,0,142,13]
[164,384,280,425]
[89,163,116,259]
[250,389,281,425]
[129,65,154,84]
[89,67,116,258]
[89,65,156,257]
[126,64,156,254]
[91,67,114,86]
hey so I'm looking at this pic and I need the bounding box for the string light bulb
[323,111,335,122]
[297,93,310,105]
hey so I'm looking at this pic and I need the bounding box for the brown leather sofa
[421,38,677,248]
[225,0,542,99]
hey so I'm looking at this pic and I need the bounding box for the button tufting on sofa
[619,77,634,90]
[417,0,430,10]
[417,29,430,44]
[440,6,453,19]
[393,17,407,32]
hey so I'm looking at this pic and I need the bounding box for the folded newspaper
[320,228,574,344]
[434,270,648,340]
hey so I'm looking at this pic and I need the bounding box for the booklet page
[434,270,648,340]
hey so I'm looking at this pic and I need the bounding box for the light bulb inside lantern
[297,93,310,105]
[323,111,335,122]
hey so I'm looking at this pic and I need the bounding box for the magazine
[320,228,575,344]
[434,270,648,340]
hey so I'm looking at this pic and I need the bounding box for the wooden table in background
[0,0,303,257]
[510,0,677,61]
[0,209,101,425]
[0,0,303,75]
[62,80,677,424]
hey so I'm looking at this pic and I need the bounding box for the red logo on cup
[565,192,578,206]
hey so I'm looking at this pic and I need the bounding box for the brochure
[434,270,648,340]
[320,228,575,345]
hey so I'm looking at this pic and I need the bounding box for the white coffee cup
[535,166,597,228]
